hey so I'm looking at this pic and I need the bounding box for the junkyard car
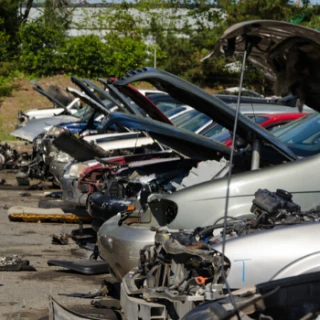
[120,188,320,319]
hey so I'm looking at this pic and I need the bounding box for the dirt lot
[0,172,120,320]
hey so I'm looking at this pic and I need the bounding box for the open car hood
[208,20,320,112]
[10,115,79,142]
[107,112,231,160]
[115,67,296,161]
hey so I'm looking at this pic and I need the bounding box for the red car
[212,113,307,147]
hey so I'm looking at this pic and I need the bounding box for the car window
[165,106,187,117]
[72,106,93,119]
[247,116,269,124]
[157,103,176,113]
[267,122,288,132]
[274,113,320,157]
[171,109,199,126]
[180,113,211,132]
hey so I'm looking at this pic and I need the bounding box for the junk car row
[5,20,320,320]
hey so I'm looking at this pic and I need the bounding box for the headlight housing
[149,198,178,226]
[56,151,73,163]
[68,163,89,178]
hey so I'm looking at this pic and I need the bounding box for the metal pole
[251,139,260,170]
[221,50,248,320]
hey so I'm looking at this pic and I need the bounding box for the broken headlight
[149,198,178,226]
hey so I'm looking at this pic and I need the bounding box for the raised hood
[208,20,320,112]
[107,112,231,161]
[114,67,296,161]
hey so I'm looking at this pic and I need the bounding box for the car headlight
[56,151,73,163]
[68,163,89,178]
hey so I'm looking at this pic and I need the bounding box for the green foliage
[2,0,320,93]
[104,36,148,77]
[18,19,65,76]
[0,75,13,97]
[0,18,10,60]
[216,0,294,27]
[61,35,109,77]
[0,0,34,56]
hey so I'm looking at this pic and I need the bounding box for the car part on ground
[0,142,30,169]
[48,296,121,320]
[47,259,110,275]
[0,255,36,271]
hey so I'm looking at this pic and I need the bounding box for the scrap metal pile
[4,20,320,320]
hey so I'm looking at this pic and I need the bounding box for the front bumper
[50,160,69,186]
[60,175,88,206]
[121,271,198,320]
[97,215,155,280]
[121,282,167,320]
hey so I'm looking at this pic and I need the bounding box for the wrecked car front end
[120,188,320,319]
[121,230,227,320]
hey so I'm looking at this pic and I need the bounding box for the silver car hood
[11,115,79,142]
[208,20,320,112]
[115,67,296,161]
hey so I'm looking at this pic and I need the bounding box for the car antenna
[221,50,248,320]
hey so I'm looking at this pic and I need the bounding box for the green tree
[0,0,34,56]
[61,35,110,77]
[77,2,148,77]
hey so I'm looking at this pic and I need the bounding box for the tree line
[0,0,319,97]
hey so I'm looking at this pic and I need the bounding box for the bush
[61,35,109,77]
[18,20,65,76]
[0,76,12,97]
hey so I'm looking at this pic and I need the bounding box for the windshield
[171,109,199,126]
[73,99,117,121]
[165,106,187,117]
[180,113,211,133]
[157,103,177,113]
[273,113,320,157]
[203,125,228,140]
[72,106,94,119]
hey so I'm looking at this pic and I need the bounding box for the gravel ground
[0,172,120,320]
